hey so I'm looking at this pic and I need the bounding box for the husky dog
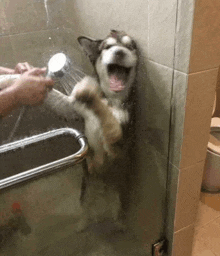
[44,30,138,231]
[46,30,138,170]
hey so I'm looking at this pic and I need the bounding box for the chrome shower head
[47,53,70,78]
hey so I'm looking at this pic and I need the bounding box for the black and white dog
[44,30,139,231]
[46,30,138,169]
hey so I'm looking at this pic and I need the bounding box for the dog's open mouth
[107,64,131,92]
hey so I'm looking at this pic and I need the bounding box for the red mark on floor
[12,202,21,212]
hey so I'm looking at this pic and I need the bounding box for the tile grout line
[188,66,219,75]
[196,213,220,230]
[142,59,218,76]
[169,158,205,172]
[174,222,194,234]
[212,249,219,256]
[0,27,74,39]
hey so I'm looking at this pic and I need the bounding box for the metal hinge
[152,238,168,256]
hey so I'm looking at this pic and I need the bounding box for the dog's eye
[126,44,134,50]
[127,41,137,51]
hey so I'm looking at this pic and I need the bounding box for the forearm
[0,74,20,90]
[0,67,15,75]
[0,86,20,117]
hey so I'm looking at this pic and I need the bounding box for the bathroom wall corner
[169,70,188,168]
[180,68,218,169]
[165,163,179,256]
[174,0,196,73]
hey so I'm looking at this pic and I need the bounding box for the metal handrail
[0,128,88,190]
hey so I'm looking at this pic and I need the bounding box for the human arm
[0,62,32,75]
[0,68,54,117]
[0,85,21,117]
[0,67,15,75]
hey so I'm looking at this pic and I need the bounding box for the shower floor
[0,167,149,256]
[1,223,147,256]
[192,192,220,256]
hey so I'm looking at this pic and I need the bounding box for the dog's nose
[115,50,125,59]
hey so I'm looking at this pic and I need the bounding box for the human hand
[0,62,33,75]
[22,67,47,78]
[14,62,33,74]
[12,68,54,106]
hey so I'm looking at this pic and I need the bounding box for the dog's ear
[110,30,119,38]
[78,36,102,65]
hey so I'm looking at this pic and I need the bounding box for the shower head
[47,53,70,78]
[46,52,85,95]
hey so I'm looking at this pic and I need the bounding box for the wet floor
[1,223,148,256]
[0,165,150,256]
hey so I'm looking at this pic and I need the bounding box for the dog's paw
[74,77,99,107]
[75,86,96,106]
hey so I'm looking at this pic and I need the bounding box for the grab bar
[0,128,88,190]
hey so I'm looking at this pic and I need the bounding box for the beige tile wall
[180,69,218,169]
[169,0,220,255]
[189,0,220,73]
[174,161,205,232]
[173,224,195,256]
[213,67,220,117]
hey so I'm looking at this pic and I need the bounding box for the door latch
[152,238,168,256]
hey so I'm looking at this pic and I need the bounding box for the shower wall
[0,0,91,143]
[0,0,91,70]
[64,1,177,253]
[0,0,180,255]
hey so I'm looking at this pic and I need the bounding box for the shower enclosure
[0,0,181,255]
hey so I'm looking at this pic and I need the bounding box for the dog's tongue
[109,67,126,92]
[109,75,125,92]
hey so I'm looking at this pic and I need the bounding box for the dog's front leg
[44,89,79,121]
[73,77,123,147]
